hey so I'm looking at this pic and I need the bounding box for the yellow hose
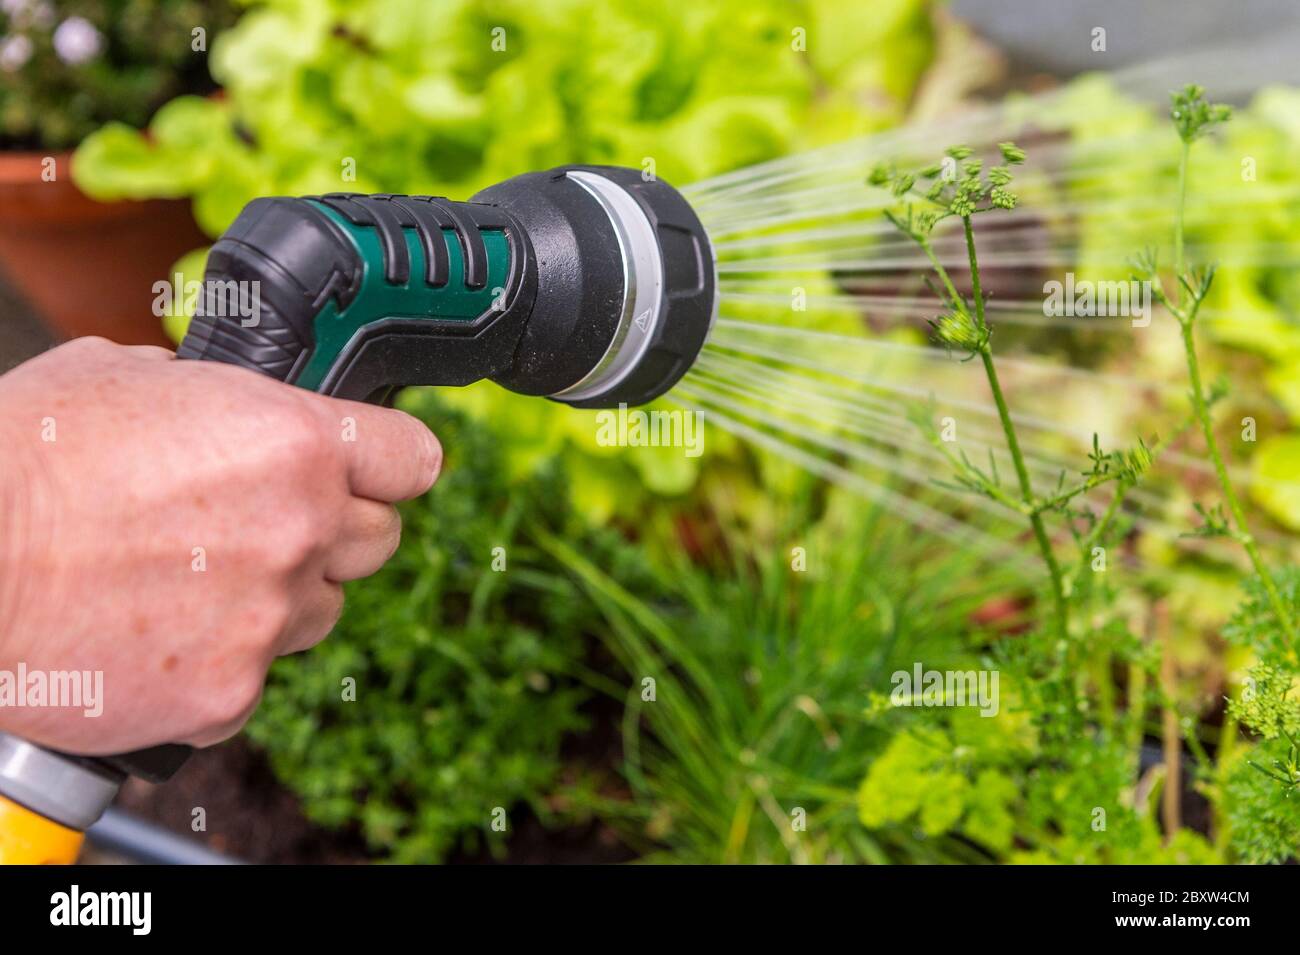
[0,793,83,865]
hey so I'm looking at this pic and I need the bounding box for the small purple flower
[52,15,102,65]
[0,33,32,72]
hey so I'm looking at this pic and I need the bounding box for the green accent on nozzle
[294,201,510,392]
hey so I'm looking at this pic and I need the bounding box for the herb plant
[1137,85,1297,656]
[863,143,1193,862]
[870,143,1153,642]
[1130,86,1300,863]
[546,480,1017,863]
[857,85,1300,863]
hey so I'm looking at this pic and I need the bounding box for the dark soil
[115,738,373,864]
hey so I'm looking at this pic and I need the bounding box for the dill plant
[1136,86,1296,652]
[861,141,1214,862]
[859,86,1300,863]
[869,144,1153,641]
[1137,85,1300,862]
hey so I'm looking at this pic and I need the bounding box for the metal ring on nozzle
[545,166,717,409]
[549,170,667,403]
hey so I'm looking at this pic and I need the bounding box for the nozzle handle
[177,193,533,402]
[91,744,195,784]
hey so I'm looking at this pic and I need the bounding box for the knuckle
[282,587,342,655]
[242,590,296,644]
[262,398,335,473]
[279,512,325,569]
[200,673,263,729]
[264,592,297,641]
[67,335,115,356]
[248,521,317,575]
[282,407,333,465]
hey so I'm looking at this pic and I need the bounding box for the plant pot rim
[0,148,186,226]
[0,148,74,185]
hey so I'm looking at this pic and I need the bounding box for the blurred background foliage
[0,0,236,149]
[1016,76,1300,531]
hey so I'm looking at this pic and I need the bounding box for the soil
[115,738,373,864]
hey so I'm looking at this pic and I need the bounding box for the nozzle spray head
[476,165,716,408]
[177,165,716,409]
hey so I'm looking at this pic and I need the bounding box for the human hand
[0,337,441,754]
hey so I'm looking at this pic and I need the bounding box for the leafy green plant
[0,0,234,150]
[72,0,936,227]
[856,698,1221,863]
[856,713,1027,855]
[1029,76,1300,531]
[244,391,662,862]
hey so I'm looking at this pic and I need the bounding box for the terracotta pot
[0,151,208,347]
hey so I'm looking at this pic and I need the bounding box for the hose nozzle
[178,164,716,409]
